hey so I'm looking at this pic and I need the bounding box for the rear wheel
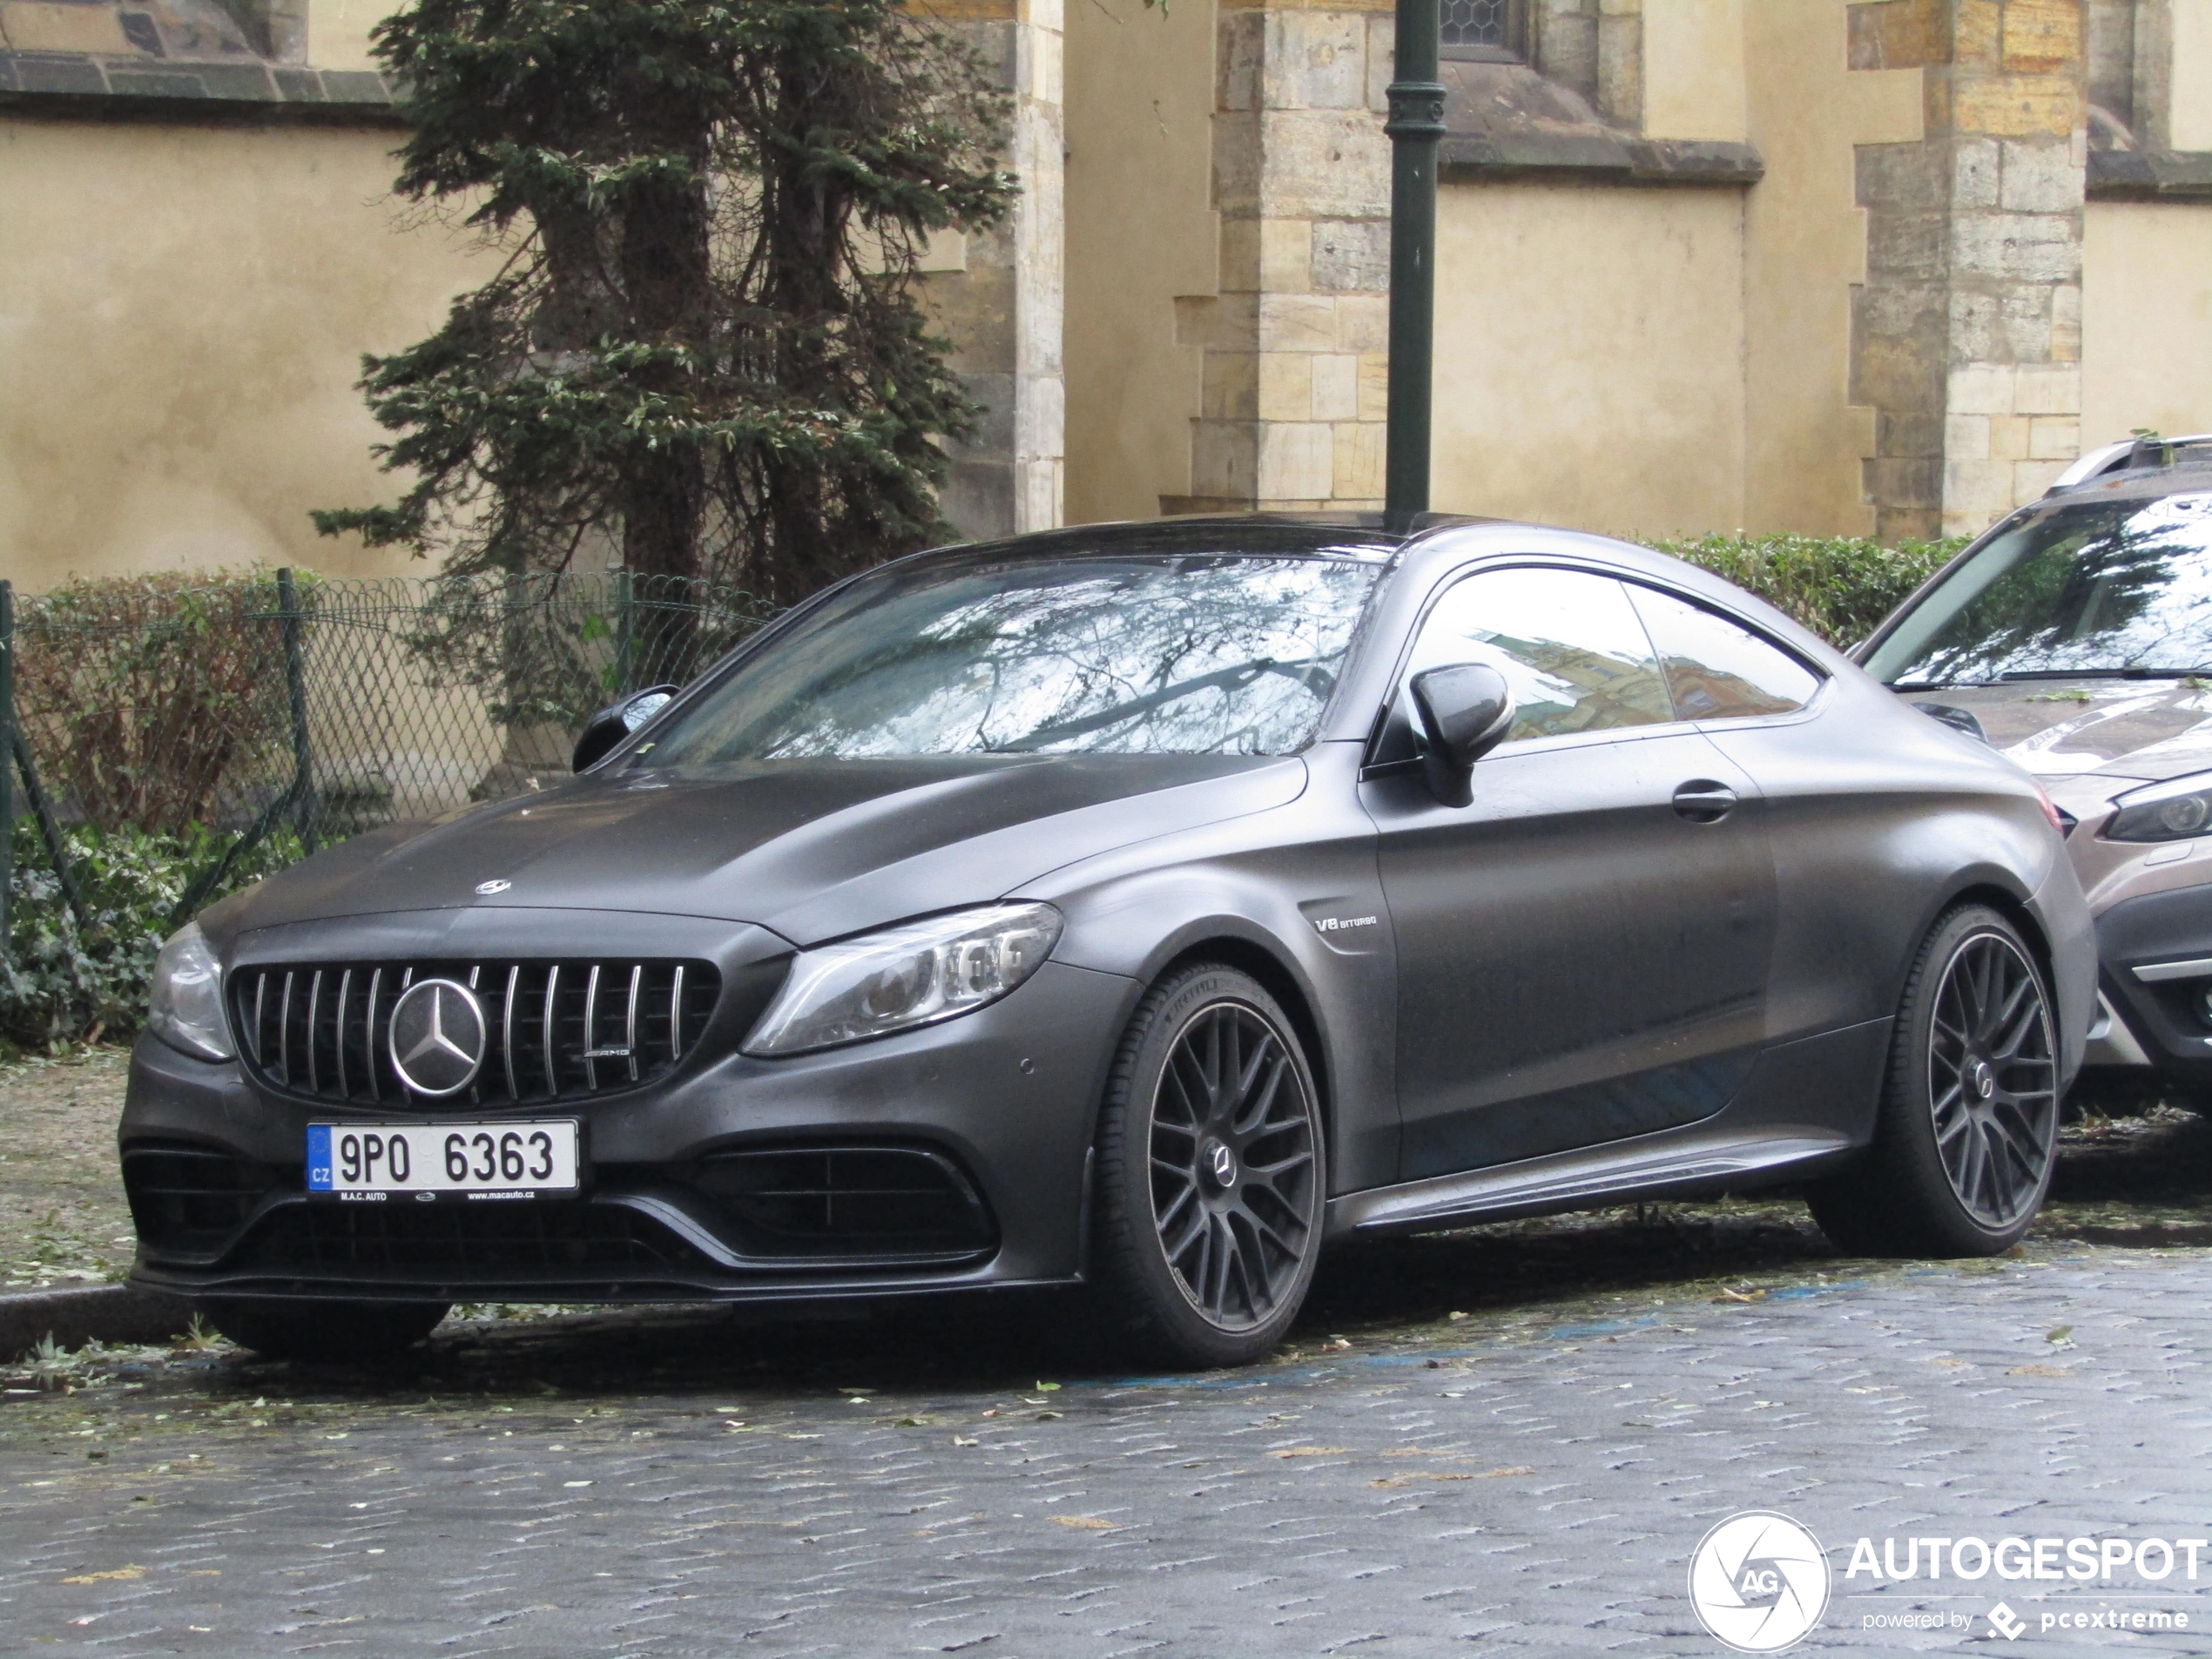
[1091,965,1325,1368]
[1810,905,2060,1257]
[198,1298,450,1363]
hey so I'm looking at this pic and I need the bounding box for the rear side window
[1626,585,1821,720]
[1407,567,1676,744]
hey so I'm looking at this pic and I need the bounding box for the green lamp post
[1384,0,1446,532]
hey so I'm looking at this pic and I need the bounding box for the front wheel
[1809,905,2060,1257]
[1090,965,1326,1368]
[198,1298,451,1363]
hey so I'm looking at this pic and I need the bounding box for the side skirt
[1323,1126,1853,1239]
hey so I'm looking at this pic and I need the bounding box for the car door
[1360,564,1777,1181]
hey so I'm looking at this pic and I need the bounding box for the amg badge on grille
[388,978,489,1096]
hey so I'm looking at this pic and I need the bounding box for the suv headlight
[147,921,235,1062]
[2107,772,2212,843]
[743,904,1062,1056]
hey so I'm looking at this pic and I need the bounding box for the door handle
[1673,780,1737,823]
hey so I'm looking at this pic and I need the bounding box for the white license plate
[307,1121,581,1201]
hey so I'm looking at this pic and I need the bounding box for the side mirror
[572,684,679,773]
[1409,664,1515,807]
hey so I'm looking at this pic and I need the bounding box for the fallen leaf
[2047,1325,2075,1346]
[62,1566,145,1584]
[1716,1288,1764,1304]
[1447,1311,1468,1322]
[1049,1514,1117,1529]
[1034,1379,1061,1392]
[2007,1363,2073,1377]
[953,1435,980,1447]
[1270,1446,1352,1459]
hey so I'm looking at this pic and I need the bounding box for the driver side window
[1404,567,1676,745]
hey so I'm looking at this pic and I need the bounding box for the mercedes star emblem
[388,978,489,1096]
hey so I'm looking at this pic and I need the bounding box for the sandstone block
[1202,352,1260,421]
[1952,138,2001,211]
[2012,459,2068,503]
[1950,212,2080,284]
[1357,354,1389,421]
[1258,421,1335,500]
[2028,416,2080,461]
[1264,11,1367,111]
[1311,354,1359,421]
[1333,421,1386,500]
[1260,293,1340,352]
[1944,456,2020,523]
[1258,354,1317,421]
[2012,362,2080,415]
[2002,0,2081,72]
[1193,419,1259,498]
[1261,217,1314,294]
[1334,293,1389,354]
[1258,111,1391,220]
[1998,137,2086,212]
[1951,74,2080,138]
[1947,363,2018,417]
[1946,414,1993,461]
[1311,219,1389,293]
[1988,414,2032,461]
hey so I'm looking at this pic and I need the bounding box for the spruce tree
[314,0,1014,609]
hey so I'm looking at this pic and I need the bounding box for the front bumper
[2087,883,2212,1082]
[122,958,1136,1305]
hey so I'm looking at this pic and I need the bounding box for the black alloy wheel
[1809,904,2060,1257]
[1926,928,2060,1229]
[1093,965,1325,1366]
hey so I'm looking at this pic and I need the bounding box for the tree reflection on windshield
[642,554,1383,761]
[1865,494,2212,685]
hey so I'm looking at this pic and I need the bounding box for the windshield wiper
[991,657,1331,752]
[1997,667,2209,681]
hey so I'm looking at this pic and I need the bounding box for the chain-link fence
[0,569,773,939]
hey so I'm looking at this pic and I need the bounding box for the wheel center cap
[1202,1138,1238,1190]
[1968,1057,1997,1102]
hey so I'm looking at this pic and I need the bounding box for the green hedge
[0,820,302,1053]
[1648,532,1963,649]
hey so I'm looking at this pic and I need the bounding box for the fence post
[277,568,319,855]
[615,568,636,694]
[0,580,12,951]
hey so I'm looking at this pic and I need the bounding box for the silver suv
[1860,435,2212,1094]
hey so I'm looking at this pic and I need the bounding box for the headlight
[2107,772,2212,843]
[147,921,235,1062]
[743,904,1062,1056]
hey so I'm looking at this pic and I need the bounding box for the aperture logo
[1689,1511,1831,1653]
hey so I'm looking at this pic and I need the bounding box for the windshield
[636,551,1385,763]
[1864,491,2212,685]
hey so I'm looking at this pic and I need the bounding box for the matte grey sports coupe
[125,516,2097,1367]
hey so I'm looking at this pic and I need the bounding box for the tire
[198,1298,451,1363]
[1090,964,1326,1368]
[1809,904,2061,1258]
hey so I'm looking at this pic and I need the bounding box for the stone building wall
[1165,0,1395,515]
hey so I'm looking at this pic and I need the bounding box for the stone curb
[0,1285,194,1361]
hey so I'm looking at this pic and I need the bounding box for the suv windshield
[1864,490,2212,686]
[637,551,1385,763]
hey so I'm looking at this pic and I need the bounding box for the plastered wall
[1427,181,1748,538]
[0,118,484,593]
[2081,202,2212,447]
[1062,0,1217,526]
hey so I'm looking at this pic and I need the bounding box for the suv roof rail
[2048,434,2212,496]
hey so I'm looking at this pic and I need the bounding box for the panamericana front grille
[232,959,718,1105]
[239,1201,697,1273]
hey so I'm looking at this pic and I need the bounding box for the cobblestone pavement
[7,1109,2212,1656]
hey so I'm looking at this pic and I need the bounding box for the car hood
[1903,679,2212,793]
[205,753,1307,950]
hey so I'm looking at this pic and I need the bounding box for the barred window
[1441,0,1525,57]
